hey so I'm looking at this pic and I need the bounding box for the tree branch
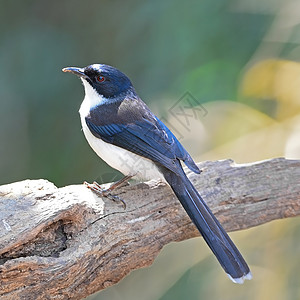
[0,158,299,299]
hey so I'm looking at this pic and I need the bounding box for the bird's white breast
[79,79,164,181]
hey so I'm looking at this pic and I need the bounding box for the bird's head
[62,64,134,102]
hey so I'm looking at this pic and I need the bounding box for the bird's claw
[83,180,127,209]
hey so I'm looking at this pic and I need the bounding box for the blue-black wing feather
[85,111,200,174]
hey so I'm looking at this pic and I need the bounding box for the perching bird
[62,64,252,283]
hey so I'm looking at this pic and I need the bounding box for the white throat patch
[79,78,108,117]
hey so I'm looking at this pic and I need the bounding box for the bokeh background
[1,0,300,299]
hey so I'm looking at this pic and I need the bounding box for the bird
[62,63,252,284]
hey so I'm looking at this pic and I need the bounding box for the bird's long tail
[162,166,252,283]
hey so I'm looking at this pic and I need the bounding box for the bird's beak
[62,67,89,79]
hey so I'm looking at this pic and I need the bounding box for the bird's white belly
[81,119,165,181]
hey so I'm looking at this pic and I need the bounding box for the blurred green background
[1,0,300,299]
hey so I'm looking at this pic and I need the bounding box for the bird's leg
[84,174,134,209]
[101,174,134,193]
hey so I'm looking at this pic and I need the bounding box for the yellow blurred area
[172,59,300,163]
[164,96,299,164]
[199,101,285,163]
[241,59,300,120]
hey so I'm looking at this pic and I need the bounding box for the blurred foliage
[0,0,299,299]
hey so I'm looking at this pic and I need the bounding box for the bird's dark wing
[85,100,199,174]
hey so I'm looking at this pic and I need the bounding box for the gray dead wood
[0,158,299,299]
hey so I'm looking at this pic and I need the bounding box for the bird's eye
[96,75,105,82]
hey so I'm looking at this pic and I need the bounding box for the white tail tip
[227,271,252,284]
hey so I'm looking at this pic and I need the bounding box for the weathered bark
[0,158,299,299]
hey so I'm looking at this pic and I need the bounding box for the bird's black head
[63,64,133,99]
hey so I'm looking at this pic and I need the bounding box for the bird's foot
[83,175,134,209]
